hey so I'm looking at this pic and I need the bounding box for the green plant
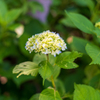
[13,30,82,100]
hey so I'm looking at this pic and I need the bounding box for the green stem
[51,75,56,90]
[46,54,56,90]
[46,54,49,61]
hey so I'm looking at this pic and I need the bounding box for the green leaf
[70,36,91,54]
[66,11,94,34]
[5,9,21,25]
[30,93,40,100]
[55,51,82,69]
[13,61,39,78]
[33,53,46,64]
[0,0,7,25]
[33,54,60,80]
[86,44,100,65]
[39,88,62,100]
[74,84,100,100]
[39,61,53,84]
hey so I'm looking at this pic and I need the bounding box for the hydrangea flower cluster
[25,30,67,57]
[95,22,100,29]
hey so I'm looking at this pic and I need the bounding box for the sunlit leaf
[39,61,53,84]
[39,88,62,100]
[74,84,100,100]
[86,44,100,65]
[13,61,39,78]
[55,51,82,69]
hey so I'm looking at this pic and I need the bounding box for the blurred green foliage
[0,0,100,100]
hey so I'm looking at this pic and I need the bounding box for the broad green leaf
[70,36,91,54]
[39,61,53,84]
[30,93,40,100]
[55,51,82,69]
[74,84,100,100]
[34,54,60,80]
[13,61,39,78]
[86,44,100,65]
[39,88,62,100]
[66,11,94,34]
[0,0,7,25]
[5,9,21,25]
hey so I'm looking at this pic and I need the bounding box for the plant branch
[46,54,56,89]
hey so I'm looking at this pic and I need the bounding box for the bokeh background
[0,0,99,100]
